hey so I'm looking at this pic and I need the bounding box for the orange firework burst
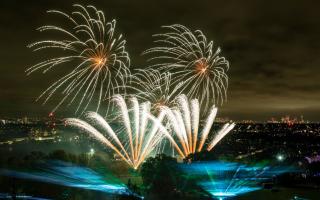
[144,24,229,112]
[26,4,130,115]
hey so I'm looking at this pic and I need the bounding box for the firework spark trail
[128,69,187,156]
[207,123,236,151]
[144,24,229,112]
[177,95,192,150]
[161,107,189,155]
[128,69,184,113]
[197,105,218,152]
[191,99,200,152]
[65,95,168,169]
[161,94,235,158]
[26,4,130,115]
[147,113,185,158]
[65,118,132,166]
[84,112,131,162]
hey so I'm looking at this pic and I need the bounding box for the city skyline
[0,0,319,121]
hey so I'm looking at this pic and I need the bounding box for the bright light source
[89,148,95,156]
[277,154,284,161]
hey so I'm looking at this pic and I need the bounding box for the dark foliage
[141,154,179,195]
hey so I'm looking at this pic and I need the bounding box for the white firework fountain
[65,95,178,169]
[160,94,235,158]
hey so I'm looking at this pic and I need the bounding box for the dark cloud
[0,0,319,121]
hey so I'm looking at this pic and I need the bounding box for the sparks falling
[144,24,229,112]
[161,94,235,158]
[26,4,130,115]
[129,69,183,113]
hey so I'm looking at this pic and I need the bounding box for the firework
[65,95,180,169]
[129,69,183,113]
[144,24,229,111]
[161,94,235,158]
[26,4,130,114]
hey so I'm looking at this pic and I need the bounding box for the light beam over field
[0,161,130,196]
[178,161,298,199]
[26,4,130,115]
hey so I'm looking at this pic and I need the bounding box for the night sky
[0,0,319,121]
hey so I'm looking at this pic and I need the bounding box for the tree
[140,154,180,197]
[48,150,69,161]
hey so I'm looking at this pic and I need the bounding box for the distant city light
[48,112,54,117]
[277,154,285,161]
[89,148,95,156]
